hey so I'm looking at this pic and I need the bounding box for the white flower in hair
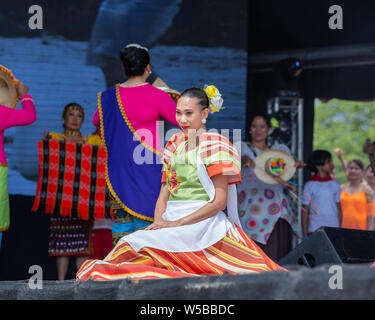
[204,84,224,113]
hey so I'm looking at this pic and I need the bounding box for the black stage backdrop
[0,195,77,281]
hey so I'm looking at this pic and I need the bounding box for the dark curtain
[0,195,77,281]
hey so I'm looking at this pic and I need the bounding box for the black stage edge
[0,264,375,300]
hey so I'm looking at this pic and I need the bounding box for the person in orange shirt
[340,159,374,230]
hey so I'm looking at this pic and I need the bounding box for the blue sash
[99,85,162,221]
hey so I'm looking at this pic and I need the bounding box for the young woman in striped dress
[76,87,284,281]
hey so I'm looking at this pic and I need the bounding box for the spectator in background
[302,150,342,237]
[237,114,305,262]
[340,159,374,231]
[43,103,102,280]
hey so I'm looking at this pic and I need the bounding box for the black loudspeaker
[279,227,375,268]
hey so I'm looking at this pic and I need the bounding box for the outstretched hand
[294,160,306,168]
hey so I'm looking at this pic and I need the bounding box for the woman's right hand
[242,155,255,168]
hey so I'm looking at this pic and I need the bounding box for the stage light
[271,57,303,98]
[280,57,303,81]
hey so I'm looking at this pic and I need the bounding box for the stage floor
[1,264,374,300]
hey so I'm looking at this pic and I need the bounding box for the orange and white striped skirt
[76,225,286,281]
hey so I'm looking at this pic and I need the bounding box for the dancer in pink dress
[0,81,37,247]
[92,44,179,245]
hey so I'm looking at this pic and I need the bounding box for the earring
[202,119,207,124]
[149,70,152,74]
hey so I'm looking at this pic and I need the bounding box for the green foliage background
[313,99,375,184]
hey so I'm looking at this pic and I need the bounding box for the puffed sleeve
[201,134,241,185]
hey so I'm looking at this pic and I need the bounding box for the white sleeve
[240,141,256,160]
[303,181,312,205]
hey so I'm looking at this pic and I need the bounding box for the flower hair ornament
[203,84,224,113]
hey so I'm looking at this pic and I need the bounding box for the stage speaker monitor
[279,227,375,268]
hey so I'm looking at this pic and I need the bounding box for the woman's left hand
[145,220,181,230]
[294,160,306,168]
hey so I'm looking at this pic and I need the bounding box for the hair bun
[120,44,150,77]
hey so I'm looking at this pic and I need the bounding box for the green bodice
[165,142,209,201]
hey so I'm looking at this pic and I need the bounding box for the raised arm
[0,82,37,130]
[334,148,347,172]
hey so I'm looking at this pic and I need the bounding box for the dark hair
[120,45,150,77]
[179,87,209,110]
[348,159,364,171]
[249,114,272,128]
[62,102,84,129]
[306,150,332,173]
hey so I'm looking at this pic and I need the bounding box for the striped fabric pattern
[76,225,285,281]
[162,132,241,184]
[32,139,111,220]
[201,134,241,184]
